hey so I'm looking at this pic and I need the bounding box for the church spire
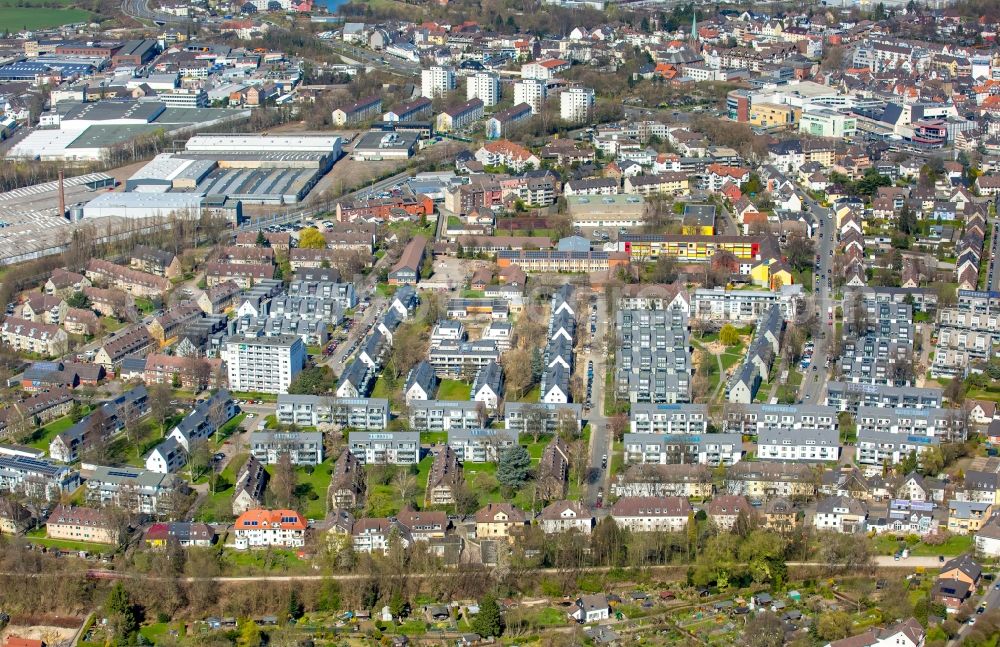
[691,8,697,42]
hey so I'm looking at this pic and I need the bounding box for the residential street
[799,197,837,404]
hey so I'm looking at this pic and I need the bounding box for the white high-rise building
[514,79,547,115]
[223,334,305,394]
[421,66,456,99]
[466,72,501,106]
[560,86,595,123]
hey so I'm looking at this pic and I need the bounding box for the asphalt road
[585,293,612,507]
[799,196,837,405]
[988,220,1000,292]
[948,573,1000,647]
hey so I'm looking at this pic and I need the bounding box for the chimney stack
[58,169,66,219]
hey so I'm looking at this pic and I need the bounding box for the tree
[299,227,326,249]
[472,594,503,638]
[739,611,784,647]
[720,324,740,346]
[287,589,304,621]
[503,348,533,399]
[387,321,429,381]
[497,445,531,490]
[288,365,336,395]
[237,620,262,647]
[816,611,851,641]
[66,291,91,309]
[148,382,174,435]
[650,254,679,283]
[256,230,268,247]
[106,582,138,643]
[272,453,297,509]
[389,591,407,618]
[784,232,815,272]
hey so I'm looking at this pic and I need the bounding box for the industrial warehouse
[121,135,343,206]
[7,100,248,161]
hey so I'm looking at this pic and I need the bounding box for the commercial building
[352,130,419,161]
[621,234,767,263]
[799,108,857,138]
[566,194,645,228]
[222,334,305,394]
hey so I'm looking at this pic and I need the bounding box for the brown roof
[538,499,591,521]
[706,495,751,516]
[392,235,427,274]
[48,268,86,289]
[475,502,526,523]
[610,496,691,517]
[205,262,275,280]
[48,505,110,529]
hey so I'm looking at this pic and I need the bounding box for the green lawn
[194,452,246,522]
[264,461,332,520]
[515,385,541,403]
[25,529,112,554]
[460,289,485,298]
[371,374,396,399]
[0,6,92,30]
[215,412,247,445]
[420,431,447,445]
[437,379,471,400]
[26,413,81,450]
[100,316,125,333]
[223,547,309,573]
[871,533,973,557]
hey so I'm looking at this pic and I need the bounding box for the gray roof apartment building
[623,432,743,466]
[249,431,324,466]
[615,309,691,404]
[349,431,420,465]
[276,394,389,430]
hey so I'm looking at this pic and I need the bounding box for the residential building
[757,428,840,462]
[813,496,868,533]
[475,502,527,542]
[0,454,79,501]
[348,431,420,465]
[538,500,594,534]
[623,433,743,466]
[232,455,268,516]
[612,463,714,499]
[513,78,547,114]
[330,450,365,509]
[144,522,216,548]
[233,509,307,548]
[948,501,993,535]
[436,98,484,132]
[85,465,174,515]
[610,496,691,532]
[249,431,324,466]
[726,461,816,501]
[466,72,500,106]
[0,317,69,357]
[222,334,305,394]
[422,66,456,98]
[46,505,116,545]
[448,428,516,463]
[275,394,388,429]
[629,402,708,435]
[560,87,594,123]
[388,235,426,285]
[616,309,691,404]
[426,445,463,506]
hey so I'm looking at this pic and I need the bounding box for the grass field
[0,5,92,30]
[264,461,332,520]
[27,412,83,450]
[437,379,471,400]
[25,529,111,554]
[195,452,246,522]
[871,533,973,557]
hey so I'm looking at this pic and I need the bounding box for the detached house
[538,500,594,534]
[813,496,868,533]
[233,508,306,548]
[475,502,527,542]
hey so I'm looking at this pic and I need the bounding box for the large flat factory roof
[185,134,342,153]
[179,150,330,163]
[61,100,164,122]
[194,167,318,204]
[65,124,163,148]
